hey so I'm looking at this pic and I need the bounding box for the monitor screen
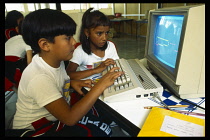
[153,15,184,73]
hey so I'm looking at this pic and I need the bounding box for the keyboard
[101,58,163,103]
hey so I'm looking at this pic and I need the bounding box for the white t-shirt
[70,41,119,80]
[13,54,70,130]
[5,35,32,58]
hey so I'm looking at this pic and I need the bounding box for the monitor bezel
[145,10,188,82]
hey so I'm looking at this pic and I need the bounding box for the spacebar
[81,87,140,137]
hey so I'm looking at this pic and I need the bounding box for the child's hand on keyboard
[95,67,124,89]
[70,79,94,96]
[94,58,116,73]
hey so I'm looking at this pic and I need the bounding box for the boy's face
[87,26,110,48]
[50,35,76,61]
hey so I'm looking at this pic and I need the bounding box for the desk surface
[135,19,148,23]
[110,18,133,22]
[104,90,205,129]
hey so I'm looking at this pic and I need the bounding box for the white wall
[67,12,84,42]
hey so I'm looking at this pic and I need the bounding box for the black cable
[172,92,205,111]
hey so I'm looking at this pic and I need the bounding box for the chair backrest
[5,56,22,90]
[5,56,21,62]
[5,77,14,91]
[74,42,81,49]
[5,28,17,40]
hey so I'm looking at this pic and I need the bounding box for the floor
[5,33,146,137]
[111,33,146,60]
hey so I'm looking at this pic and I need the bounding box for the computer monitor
[144,4,205,99]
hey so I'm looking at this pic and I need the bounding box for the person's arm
[66,58,116,80]
[45,67,123,126]
[26,50,33,65]
[66,61,99,80]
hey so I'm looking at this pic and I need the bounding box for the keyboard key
[115,86,120,91]
[120,85,124,90]
[128,82,133,87]
[124,83,129,88]
[114,81,118,86]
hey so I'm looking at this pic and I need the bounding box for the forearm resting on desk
[68,69,98,80]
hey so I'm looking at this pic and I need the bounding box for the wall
[99,8,113,15]
[66,12,84,42]
[139,3,157,36]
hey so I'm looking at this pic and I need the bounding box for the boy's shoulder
[74,44,83,52]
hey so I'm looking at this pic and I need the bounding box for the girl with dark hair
[66,8,119,82]
[5,10,24,42]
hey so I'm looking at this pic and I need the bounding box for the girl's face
[86,26,110,49]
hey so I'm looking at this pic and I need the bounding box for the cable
[154,76,205,111]
[172,92,205,111]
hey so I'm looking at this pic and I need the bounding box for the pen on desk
[144,105,189,109]
[173,110,205,117]
[160,107,194,111]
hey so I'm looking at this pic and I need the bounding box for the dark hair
[18,20,23,35]
[22,9,76,54]
[5,10,24,29]
[80,8,111,55]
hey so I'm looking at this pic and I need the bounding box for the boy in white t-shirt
[9,9,123,137]
[66,8,119,81]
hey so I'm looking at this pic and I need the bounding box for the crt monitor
[144,4,205,99]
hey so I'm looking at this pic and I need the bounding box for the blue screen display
[153,15,184,69]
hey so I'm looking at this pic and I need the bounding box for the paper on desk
[160,116,203,136]
[138,107,205,137]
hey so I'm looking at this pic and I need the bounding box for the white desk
[103,92,205,129]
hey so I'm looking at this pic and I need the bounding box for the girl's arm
[66,58,116,80]
[66,61,98,80]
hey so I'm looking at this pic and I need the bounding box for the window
[61,3,80,10]
[28,3,56,11]
[5,3,24,12]
[98,3,109,9]
[27,3,35,11]
[90,3,109,9]
[60,3,109,10]
[5,3,109,15]
[90,3,108,9]
[49,3,56,10]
